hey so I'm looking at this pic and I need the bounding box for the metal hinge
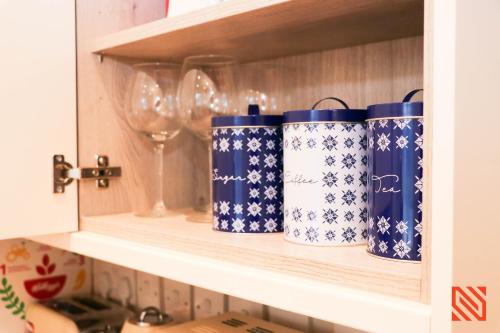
[53,154,121,193]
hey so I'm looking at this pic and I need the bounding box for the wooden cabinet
[1,1,498,332]
[0,1,77,239]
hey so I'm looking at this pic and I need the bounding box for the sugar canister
[283,98,368,245]
[212,105,283,233]
[366,89,423,261]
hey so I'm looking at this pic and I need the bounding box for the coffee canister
[366,89,423,261]
[212,105,283,233]
[283,98,368,246]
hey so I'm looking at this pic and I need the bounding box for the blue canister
[366,90,423,261]
[212,105,283,233]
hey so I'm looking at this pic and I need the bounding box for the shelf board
[91,0,423,62]
[29,212,429,333]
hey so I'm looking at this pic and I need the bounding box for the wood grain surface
[76,0,425,302]
[77,0,197,216]
[81,212,422,300]
[91,0,423,62]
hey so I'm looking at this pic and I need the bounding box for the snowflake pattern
[247,137,262,152]
[249,155,259,166]
[264,154,278,168]
[341,153,356,169]
[322,135,338,151]
[264,218,278,232]
[367,118,423,260]
[341,190,357,205]
[266,140,276,150]
[291,136,302,150]
[341,227,357,243]
[305,227,319,242]
[322,208,338,224]
[376,133,391,151]
[234,204,243,215]
[322,171,338,187]
[344,174,354,185]
[324,193,335,204]
[395,220,408,234]
[264,186,278,200]
[325,155,335,166]
[247,202,262,217]
[219,201,230,215]
[247,170,262,184]
[266,172,276,182]
[395,135,409,149]
[212,127,283,233]
[325,230,336,241]
[292,207,303,223]
[306,137,317,149]
[393,239,412,259]
[266,204,276,215]
[232,218,245,233]
[283,121,368,245]
[249,188,260,199]
[219,138,230,152]
[377,216,391,234]
[233,139,243,150]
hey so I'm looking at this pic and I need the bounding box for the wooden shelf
[30,212,430,333]
[92,0,423,62]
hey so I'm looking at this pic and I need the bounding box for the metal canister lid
[212,104,283,127]
[367,89,423,120]
[283,97,367,124]
[128,307,173,327]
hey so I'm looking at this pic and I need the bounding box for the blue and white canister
[366,89,423,261]
[283,98,368,246]
[212,105,283,233]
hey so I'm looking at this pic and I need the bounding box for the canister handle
[402,89,423,102]
[311,97,350,110]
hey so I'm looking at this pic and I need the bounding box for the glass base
[134,202,180,218]
[186,207,213,223]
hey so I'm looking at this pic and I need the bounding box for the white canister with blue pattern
[283,98,368,246]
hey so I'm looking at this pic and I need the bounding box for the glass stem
[207,140,213,213]
[152,142,167,216]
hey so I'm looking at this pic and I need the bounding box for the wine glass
[126,62,183,217]
[178,55,240,222]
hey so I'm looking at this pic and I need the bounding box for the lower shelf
[29,212,430,333]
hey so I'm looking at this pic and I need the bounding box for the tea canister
[212,105,283,233]
[283,98,368,246]
[366,89,423,262]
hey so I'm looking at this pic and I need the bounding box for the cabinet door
[0,1,77,239]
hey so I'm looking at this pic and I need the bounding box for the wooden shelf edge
[89,0,424,62]
[91,0,288,54]
[28,229,430,333]
[78,213,421,300]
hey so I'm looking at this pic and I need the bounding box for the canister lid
[283,97,366,123]
[367,89,423,120]
[212,104,283,127]
[128,307,172,327]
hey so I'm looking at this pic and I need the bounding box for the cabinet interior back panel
[77,24,423,217]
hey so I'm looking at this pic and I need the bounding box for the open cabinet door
[0,1,77,239]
